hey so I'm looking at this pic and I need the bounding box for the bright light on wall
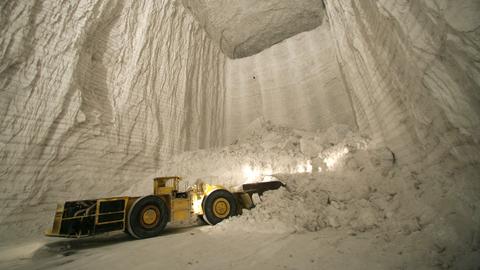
[323,147,349,170]
[240,144,357,181]
[242,160,313,182]
[295,160,312,173]
[242,165,262,182]
[242,164,274,182]
[241,147,351,182]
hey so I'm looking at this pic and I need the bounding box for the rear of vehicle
[46,197,134,238]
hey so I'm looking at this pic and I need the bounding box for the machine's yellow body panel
[45,203,64,236]
[95,197,129,227]
[171,198,191,222]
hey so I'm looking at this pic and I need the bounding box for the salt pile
[217,123,397,234]
[129,121,479,266]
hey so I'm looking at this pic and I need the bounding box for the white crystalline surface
[0,0,226,240]
[126,122,478,268]
[1,122,479,270]
[1,0,480,269]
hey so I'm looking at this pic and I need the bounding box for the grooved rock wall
[224,22,357,143]
[1,0,479,243]
[224,0,480,164]
[0,0,225,240]
[324,0,480,165]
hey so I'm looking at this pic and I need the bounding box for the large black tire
[203,189,237,225]
[127,195,169,239]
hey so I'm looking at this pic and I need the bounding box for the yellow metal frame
[154,176,181,195]
[95,197,129,228]
[45,175,271,238]
[171,197,191,222]
[45,203,64,236]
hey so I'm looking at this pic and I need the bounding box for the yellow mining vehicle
[45,176,284,239]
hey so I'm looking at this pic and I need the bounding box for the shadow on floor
[33,225,200,259]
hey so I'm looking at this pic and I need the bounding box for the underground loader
[45,176,284,239]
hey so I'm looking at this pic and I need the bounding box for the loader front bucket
[232,180,285,214]
[241,180,285,197]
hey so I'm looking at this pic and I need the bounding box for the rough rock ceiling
[181,0,324,58]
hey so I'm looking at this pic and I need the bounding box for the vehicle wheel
[127,196,169,239]
[202,189,237,225]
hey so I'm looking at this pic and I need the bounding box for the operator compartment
[153,176,191,222]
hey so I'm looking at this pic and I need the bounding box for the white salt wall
[225,23,357,143]
[225,0,480,165]
[0,0,225,239]
[1,0,479,243]
[325,0,480,164]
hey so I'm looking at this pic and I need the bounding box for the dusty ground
[1,223,478,270]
